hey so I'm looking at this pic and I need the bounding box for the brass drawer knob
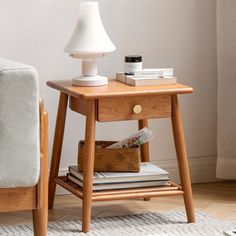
[133,104,142,114]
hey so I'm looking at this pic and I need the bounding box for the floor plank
[0,181,236,226]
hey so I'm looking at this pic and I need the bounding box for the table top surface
[47,79,193,99]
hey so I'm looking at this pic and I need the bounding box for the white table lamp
[65,1,116,86]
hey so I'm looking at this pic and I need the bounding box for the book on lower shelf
[67,173,170,191]
[67,162,170,191]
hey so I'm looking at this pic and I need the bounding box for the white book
[125,76,177,86]
[67,174,170,191]
[68,162,169,184]
[135,68,174,77]
[116,72,126,83]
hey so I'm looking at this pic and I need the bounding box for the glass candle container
[125,55,142,75]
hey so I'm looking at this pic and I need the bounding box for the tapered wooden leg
[138,119,150,162]
[82,100,96,232]
[171,95,195,223]
[33,165,48,236]
[48,93,68,209]
[138,119,150,201]
[33,111,48,236]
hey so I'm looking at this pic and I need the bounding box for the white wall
[217,0,236,179]
[0,0,218,183]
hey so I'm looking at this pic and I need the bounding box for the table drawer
[97,95,171,122]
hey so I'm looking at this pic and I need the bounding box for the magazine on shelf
[68,162,169,184]
[67,174,170,191]
[106,127,153,149]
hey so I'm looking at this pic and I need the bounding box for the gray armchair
[0,58,48,236]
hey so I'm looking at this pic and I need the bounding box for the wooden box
[78,141,141,172]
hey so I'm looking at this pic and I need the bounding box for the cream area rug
[0,211,236,236]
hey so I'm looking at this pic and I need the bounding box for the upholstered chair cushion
[0,58,40,188]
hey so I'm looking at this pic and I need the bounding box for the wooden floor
[0,181,236,226]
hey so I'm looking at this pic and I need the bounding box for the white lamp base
[72,75,108,86]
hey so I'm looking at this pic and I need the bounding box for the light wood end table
[47,80,195,233]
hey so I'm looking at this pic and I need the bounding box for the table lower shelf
[55,176,184,201]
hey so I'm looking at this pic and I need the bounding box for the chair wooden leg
[32,192,48,236]
[82,100,96,232]
[33,111,48,236]
[171,95,195,223]
[138,119,150,201]
[48,93,68,209]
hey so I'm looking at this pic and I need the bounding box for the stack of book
[67,162,170,191]
[116,68,177,86]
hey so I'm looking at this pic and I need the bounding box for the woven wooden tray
[78,141,141,172]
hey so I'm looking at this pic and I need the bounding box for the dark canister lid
[125,55,142,63]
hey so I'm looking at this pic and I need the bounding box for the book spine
[116,72,126,83]
[125,76,177,86]
[125,76,135,86]
[137,68,174,77]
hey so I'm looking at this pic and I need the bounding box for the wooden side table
[47,80,195,233]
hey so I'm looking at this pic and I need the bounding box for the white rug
[0,210,236,236]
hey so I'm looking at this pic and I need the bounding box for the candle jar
[124,55,142,75]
